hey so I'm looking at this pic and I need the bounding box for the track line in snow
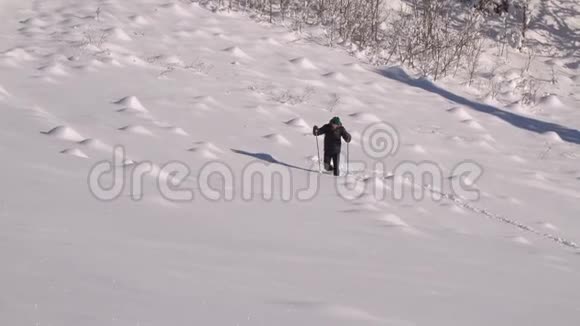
[349,168,579,250]
[425,186,580,250]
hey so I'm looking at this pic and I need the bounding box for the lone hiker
[313,117,352,176]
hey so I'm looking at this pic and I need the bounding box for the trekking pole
[346,142,350,176]
[315,135,321,173]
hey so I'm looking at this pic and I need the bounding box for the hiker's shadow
[231,149,316,173]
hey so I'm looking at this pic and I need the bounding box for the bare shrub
[270,86,315,105]
[381,0,485,80]
[197,0,540,83]
[185,59,214,74]
[81,28,109,50]
[516,75,541,105]
[327,92,341,112]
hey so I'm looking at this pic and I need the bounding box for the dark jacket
[314,124,351,154]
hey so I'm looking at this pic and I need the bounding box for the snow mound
[448,171,480,189]
[213,32,229,40]
[322,72,348,82]
[504,196,522,205]
[38,63,68,76]
[289,57,317,70]
[364,81,385,92]
[43,53,69,62]
[541,222,559,231]
[105,27,132,41]
[349,112,380,123]
[114,96,148,113]
[363,177,389,191]
[263,133,292,146]
[89,58,108,68]
[98,57,123,67]
[193,141,224,154]
[477,140,496,152]
[78,138,108,150]
[481,94,498,105]
[508,155,527,163]
[378,214,419,235]
[340,96,365,108]
[164,126,189,136]
[449,205,466,215]
[259,37,280,46]
[526,171,546,180]
[193,95,219,105]
[447,107,472,120]
[343,62,366,71]
[17,26,44,38]
[285,117,310,129]
[165,55,185,66]
[150,54,184,66]
[188,141,223,159]
[159,3,193,17]
[222,46,251,59]
[129,15,149,25]
[74,63,98,73]
[42,126,85,142]
[176,31,194,39]
[0,85,9,100]
[505,102,525,112]
[538,94,563,108]
[406,144,426,154]
[188,147,218,159]
[121,54,148,66]
[342,203,381,214]
[306,155,318,162]
[1,47,35,62]
[512,236,532,246]
[57,17,75,26]
[503,69,520,81]
[545,58,564,68]
[192,103,212,112]
[542,131,563,143]
[279,31,299,42]
[480,134,496,142]
[115,108,151,117]
[152,120,172,128]
[246,105,271,115]
[461,119,484,130]
[60,148,89,159]
[190,29,211,38]
[118,125,154,136]
[122,159,137,167]
[19,17,47,27]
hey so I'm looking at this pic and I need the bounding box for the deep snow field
[1,0,579,325]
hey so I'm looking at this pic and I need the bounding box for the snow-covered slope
[1,1,579,325]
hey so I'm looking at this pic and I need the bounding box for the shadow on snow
[231,149,316,173]
[377,66,580,145]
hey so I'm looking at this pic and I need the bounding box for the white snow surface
[1,0,580,325]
